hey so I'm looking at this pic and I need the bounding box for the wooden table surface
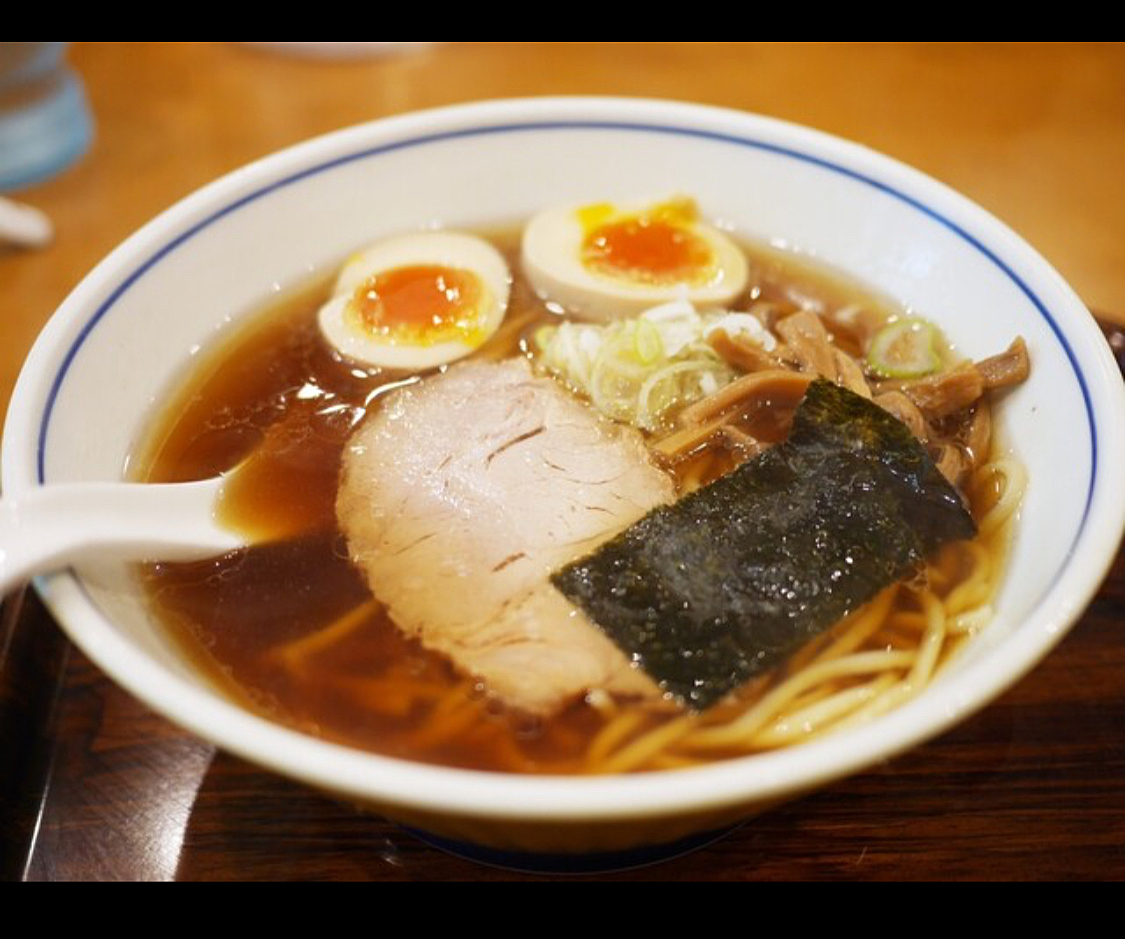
[2,42,1124,881]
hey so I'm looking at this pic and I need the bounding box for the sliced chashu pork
[337,359,673,715]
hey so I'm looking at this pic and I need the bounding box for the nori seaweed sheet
[551,380,977,710]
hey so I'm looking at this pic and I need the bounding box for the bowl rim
[5,96,1125,823]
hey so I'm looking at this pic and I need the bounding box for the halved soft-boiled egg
[522,198,750,322]
[318,231,511,370]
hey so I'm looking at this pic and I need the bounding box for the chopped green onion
[534,306,742,432]
[533,325,557,352]
[633,319,665,366]
[867,318,942,380]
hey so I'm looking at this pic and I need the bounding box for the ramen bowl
[4,98,1124,862]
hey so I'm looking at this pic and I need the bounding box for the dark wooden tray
[3,322,1124,882]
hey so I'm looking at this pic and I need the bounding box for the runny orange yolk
[350,265,484,343]
[581,212,716,287]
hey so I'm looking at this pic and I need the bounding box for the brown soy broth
[137,233,620,772]
[134,226,994,775]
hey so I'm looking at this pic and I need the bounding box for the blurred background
[3,41,1123,420]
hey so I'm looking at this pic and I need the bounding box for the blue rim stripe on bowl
[37,118,1098,542]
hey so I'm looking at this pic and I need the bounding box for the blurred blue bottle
[0,42,93,192]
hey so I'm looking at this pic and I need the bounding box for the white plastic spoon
[0,475,245,596]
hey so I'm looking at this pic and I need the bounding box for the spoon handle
[0,480,243,597]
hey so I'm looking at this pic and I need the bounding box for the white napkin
[0,197,53,249]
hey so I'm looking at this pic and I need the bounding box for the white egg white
[318,231,511,370]
[521,202,750,323]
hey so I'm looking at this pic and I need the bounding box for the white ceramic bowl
[5,98,1124,858]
